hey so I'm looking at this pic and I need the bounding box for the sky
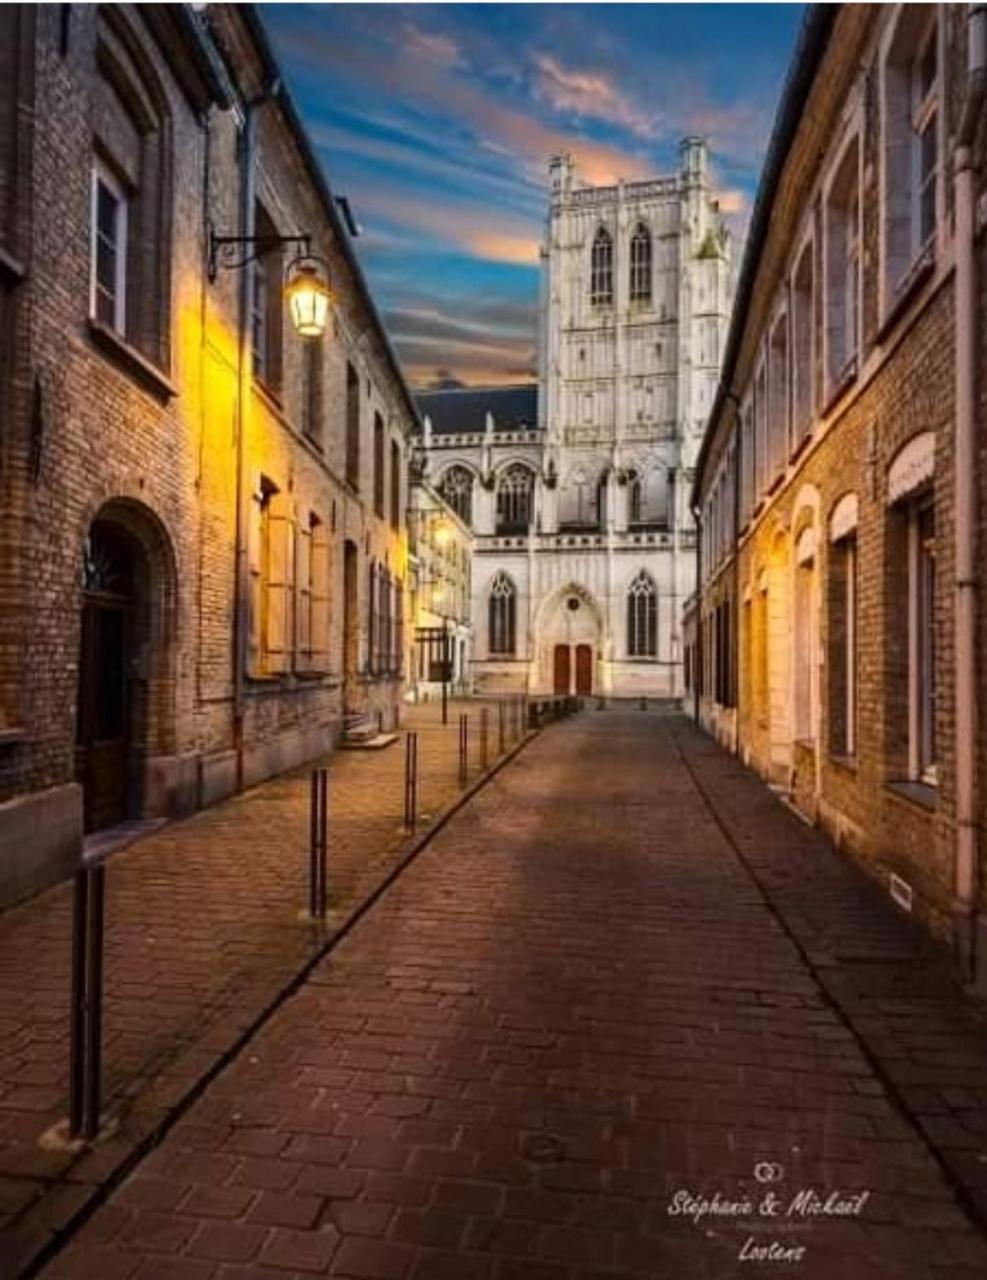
[261,3,806,390]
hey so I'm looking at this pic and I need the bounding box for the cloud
[532,53,659,140]
[402,22,462,69]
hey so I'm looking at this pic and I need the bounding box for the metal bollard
[309,768,328,919]
[458,713,468,787]
[404,732,418,830]
[480,708,489,769]
[69,863,105,1142]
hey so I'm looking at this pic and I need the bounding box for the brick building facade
[685,3,987,989]
[0,5,416,906]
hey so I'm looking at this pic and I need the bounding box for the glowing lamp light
[432,584,447,607]
[434,518,453,547]
[286,257,332,338]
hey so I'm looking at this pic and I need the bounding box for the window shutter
[247,488,264,677]
[266,496,294,673]
[295,518,312,672]
[311,524,331,672]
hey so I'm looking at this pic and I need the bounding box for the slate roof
[416,384,538,436]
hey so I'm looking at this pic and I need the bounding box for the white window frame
[909,17,938,260]
[90,159,128,334]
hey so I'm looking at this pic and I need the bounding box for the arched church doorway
[536,585,602,695]
[75,504,174,833]
[575,643,593,695]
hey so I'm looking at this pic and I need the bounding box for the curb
[16,726,543,1280]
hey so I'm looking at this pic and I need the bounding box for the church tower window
[590,227,613,306]
[630,223,652,302]
[496,464,534,533]
[627,571,657,657]
[439,466,473,527]
[488,573,517,655]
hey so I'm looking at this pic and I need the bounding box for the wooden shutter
[295,516,312,672]
[265,494,293,674]
[311,522,331,672]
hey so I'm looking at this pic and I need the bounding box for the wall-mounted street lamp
[207,225,334,340]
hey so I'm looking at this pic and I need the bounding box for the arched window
[627,571,657,657]
[627,470,643,524]
[496,464,534,532]
[488,572,516,655]
[630,223,652,302]
[439,466,473,526]
[590,227,613,306]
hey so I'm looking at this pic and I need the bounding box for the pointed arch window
[590,227,613,306]
[496,464,534,533]
[627,571,657,657]
[439,465,474,527]
[627,470,643,524]
[630,223,652,302]
[488,572,516,655]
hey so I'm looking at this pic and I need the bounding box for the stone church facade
[417,139,732,699]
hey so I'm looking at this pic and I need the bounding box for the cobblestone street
[0,700,528,1278]
[15,708,987,1280]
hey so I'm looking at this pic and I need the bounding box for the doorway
[343,540,359,709]
[553,644,571,695]
[575,644,593,695]
[75,520,142,833]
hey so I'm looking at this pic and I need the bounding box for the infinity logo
[753,1161,784,1184]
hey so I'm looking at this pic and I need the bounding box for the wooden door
[575,644,593,695]
[76,599,131,832]
[553,644,571,695]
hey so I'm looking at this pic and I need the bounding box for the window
[740,401,755,522]
[791,246,813,443]
[627,571,657,658]
[883,8,938,297]
[390,440,401,530]
[296,512,330,673]
[911,494,936,780]
[590,227,613,306]
[91,161,127,332]
[345,362,360,489]
[495,464,534,533]
[629,223,652,302]
[247,477,291,676]
[754,362,768,497]
[373,412,385,517]
[767,317,788,480]
[439,466,473,526]
[251,203,283,390]
[826,140,861,389]
[91,13,172,367]
[628,471,642,523]
[488,572,516,655]
[829,530,857,758]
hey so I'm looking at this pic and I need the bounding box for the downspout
[954,2,986,986]
[232,80,280,790]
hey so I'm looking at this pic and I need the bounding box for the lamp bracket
[208,226,312,282]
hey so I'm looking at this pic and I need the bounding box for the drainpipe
[232,80,280,790]
[954,2,986,986]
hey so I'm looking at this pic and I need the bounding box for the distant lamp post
[285,256,333,338]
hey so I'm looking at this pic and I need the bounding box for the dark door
[343,541,359,708]
[553,644,571,695]
[76,519,144,833]
[575,644,593,695]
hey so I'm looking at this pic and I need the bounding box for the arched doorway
[75,504,175,833]
[342,539,359,710]
[537,584,602,695]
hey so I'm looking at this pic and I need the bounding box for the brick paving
[24,708,987,1280]
[0,699,528,1278]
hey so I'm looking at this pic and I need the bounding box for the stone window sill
[88,320,177,401]
[0,725,26,747]
[877,246,936,342]
[0,246,26,282]
[822,357,858,418]
[886,779,937,812]
[829,753,858,774]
